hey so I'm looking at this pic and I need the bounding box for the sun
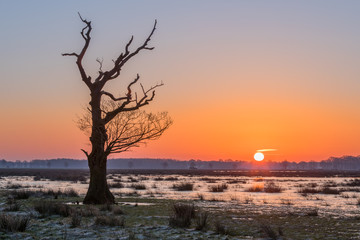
[254,152,264,161]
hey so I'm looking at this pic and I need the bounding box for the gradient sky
[1,1,360,162]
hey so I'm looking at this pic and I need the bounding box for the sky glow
[1,1,360,162]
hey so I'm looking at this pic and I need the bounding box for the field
[0,169,359,239]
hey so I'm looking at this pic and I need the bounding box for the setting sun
[254,152,264,161]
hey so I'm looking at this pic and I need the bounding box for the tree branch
[62,12,93,89]
[102,81,163,124]
[102,110,172,154]
[81,149,89,158]
[100,20,157,84]
[101,74,140,103]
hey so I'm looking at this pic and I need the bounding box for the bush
[209,184,228,192]
[95,215,125,227]
[264,181,282,193]
[0,214,30,232]
[169,203,195,228]
[172,182,194,191]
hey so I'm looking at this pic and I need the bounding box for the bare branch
[81,149,89,158]
[96,58,104,73]
[101,92,129,102]
[62,52,78,57]
[103,81,163,124]
[101,20,157,83]
[62,13,93,89]
[101,74,140,103]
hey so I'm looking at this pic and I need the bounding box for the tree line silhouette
[1,155,360,170]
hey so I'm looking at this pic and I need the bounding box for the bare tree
[63,14,171,204]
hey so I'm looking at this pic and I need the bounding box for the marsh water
[1,172,359,217]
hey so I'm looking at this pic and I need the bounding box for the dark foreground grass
[0,214,30,232]
[169,203,195,228]
[34,200,72,217]
[95,215,125,227]
[0,186,359,239]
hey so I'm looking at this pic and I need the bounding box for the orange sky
[1,1,360,162]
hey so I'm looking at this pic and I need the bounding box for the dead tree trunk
[83,87,114,204]
[84,154,114,204]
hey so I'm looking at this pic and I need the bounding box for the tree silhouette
[63,14,171,204]
[78,101,172,155]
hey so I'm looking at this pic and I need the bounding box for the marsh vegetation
[0,169,359,239]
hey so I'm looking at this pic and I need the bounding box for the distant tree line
[0,155,360,170]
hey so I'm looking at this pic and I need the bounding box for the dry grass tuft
[0,214,30,232]
[169,203,195,228]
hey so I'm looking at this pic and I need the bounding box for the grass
[298,187,320,194]
[1,170,360,239]
[264,181,283,193]
[246,184,264,192]
[4,201,20,211]
[108,182,124,188]
[81,205,100,217]
[197,193,205,200]
[208,183,228,192]
[260,224,282,240]
[172,182,194,191]
[34,200,73,217]
[298,186,341,195]
[0,189,357,239]
[112,206,125,215]
[99,204,113,212]
[320,187,341,194]
[10,190,32,199]
[306,208,319,216]
[0,214,30,232]
[195,211,208,231]
[165,177,179,181]
[214,219,230,235]
[95,215,125,227]
[169,202,195,228]
[130,183,147,190]
[71,210,82,228]
[343,178,360,187]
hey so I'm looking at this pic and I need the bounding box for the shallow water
[1,174,359,217]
